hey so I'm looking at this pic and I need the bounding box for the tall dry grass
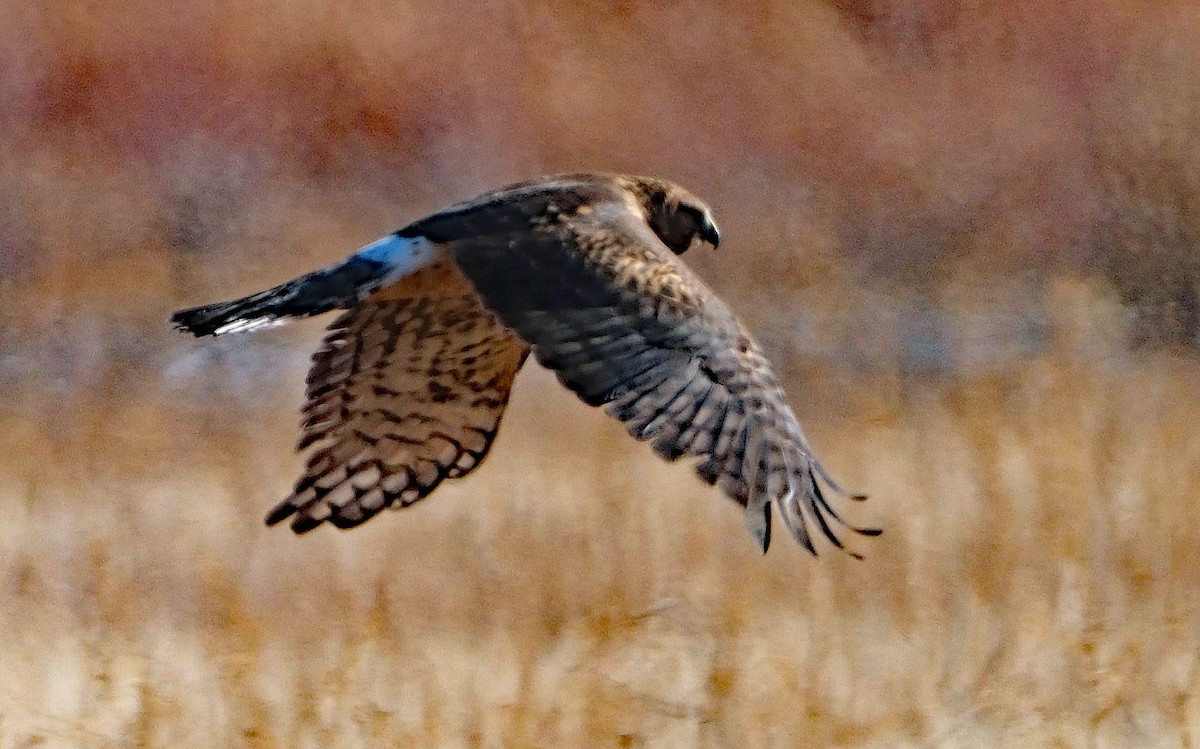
[6,285,1200,747]
[6,0,1200,746]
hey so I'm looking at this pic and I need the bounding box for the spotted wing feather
[265,263,529,533]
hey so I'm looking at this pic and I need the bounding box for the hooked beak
[699,216,721,249]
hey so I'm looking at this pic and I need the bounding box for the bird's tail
[171,280,319,336]
[171,232,439,337]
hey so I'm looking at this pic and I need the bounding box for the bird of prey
[171,173,877,554]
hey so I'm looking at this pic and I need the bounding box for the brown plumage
[273,264,528,532]
[171,173,877,554]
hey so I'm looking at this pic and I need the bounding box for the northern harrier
[171,173,877,554]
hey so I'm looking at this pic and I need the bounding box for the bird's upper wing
[413,184,876,554]
[266,262,529,533]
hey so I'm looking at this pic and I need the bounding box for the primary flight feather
[171,173,877,554]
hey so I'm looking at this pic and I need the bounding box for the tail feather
[171,259,377,337]
[170,232,439,337]
[171,284,302,336]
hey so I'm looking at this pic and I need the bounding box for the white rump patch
[353,233,440,292]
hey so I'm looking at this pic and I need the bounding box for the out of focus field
[5,2,1200,746]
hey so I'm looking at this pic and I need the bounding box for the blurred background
[4,1,1200,746]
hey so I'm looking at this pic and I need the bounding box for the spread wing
[419,188,877,554]
[266,263,529,532]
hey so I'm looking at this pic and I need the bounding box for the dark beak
[699,217,721,249]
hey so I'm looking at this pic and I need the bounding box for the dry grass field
[6,1,1200,746]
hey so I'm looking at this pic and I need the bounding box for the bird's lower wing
[266,262,529,533]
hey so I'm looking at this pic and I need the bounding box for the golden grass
[4,281,1200,747]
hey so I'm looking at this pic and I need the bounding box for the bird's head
[630,178,721,255]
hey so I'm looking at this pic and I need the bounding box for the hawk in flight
[171,173,877,554]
